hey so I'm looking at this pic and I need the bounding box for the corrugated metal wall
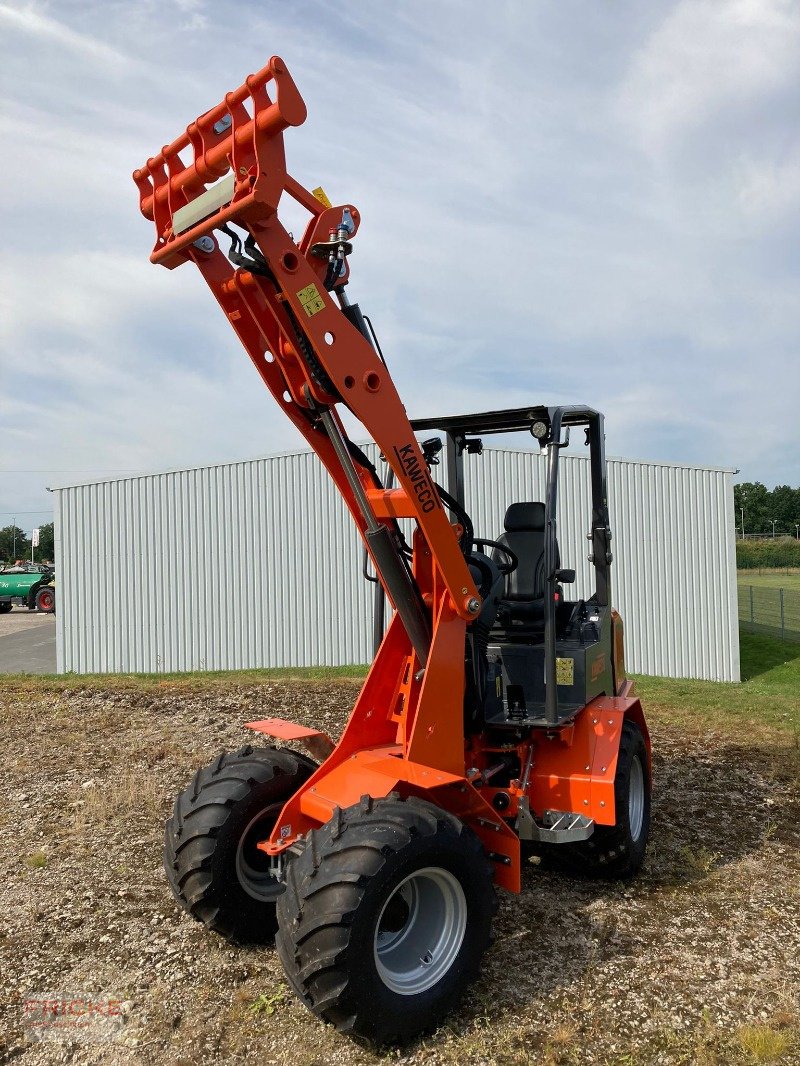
[54,446,739,681]
[460,450,739,680]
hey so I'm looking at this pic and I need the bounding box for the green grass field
[738,567,800,591]
[638,630,800,735]
[738,572,800,640]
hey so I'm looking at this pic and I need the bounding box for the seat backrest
[492,502,547,601]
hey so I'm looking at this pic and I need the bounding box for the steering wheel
[472,538,518,576]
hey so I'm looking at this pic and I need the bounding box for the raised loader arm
[133,57,479,634]
[134,57,521,888]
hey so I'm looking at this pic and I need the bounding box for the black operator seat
[491,502,558,634]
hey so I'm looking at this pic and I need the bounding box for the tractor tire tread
[276,795,497,1044]
[164,745,314,943]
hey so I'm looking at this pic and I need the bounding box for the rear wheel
[164,745,316,943]
[35,586,55,613]
[542,719,650,879]
[276,795,497,1044]
[0,603,11,614]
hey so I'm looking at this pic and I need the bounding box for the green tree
[0,525,31,563]
[735,482,770,535]
[35,522,55,563]
[771,485,800,536]
[734,482,800,537]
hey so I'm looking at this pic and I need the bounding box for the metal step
[485,706,580,730]
[517,798,595,843]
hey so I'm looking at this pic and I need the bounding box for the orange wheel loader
[134,56,651,1045]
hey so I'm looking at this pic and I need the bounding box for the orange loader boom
[133,56,530,886]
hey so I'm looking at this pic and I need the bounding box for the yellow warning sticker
[296,283,325,318]
[312,186,332,209]
[556,658,575,686]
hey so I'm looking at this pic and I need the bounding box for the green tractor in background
[0,565,56,614]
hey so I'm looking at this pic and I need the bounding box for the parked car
[0,567,56,613]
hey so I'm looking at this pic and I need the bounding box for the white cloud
[0,0,798,531]
[735,153,800,221]
[0,2,130,65]
[617,0,800,158]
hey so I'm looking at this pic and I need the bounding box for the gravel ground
[1,679,798,1065]
[0,607,54,638]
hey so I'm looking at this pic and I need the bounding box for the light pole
[741,507,745,540]
[795,523,799,540]
[12,517,16,560]
[771,519,777,539]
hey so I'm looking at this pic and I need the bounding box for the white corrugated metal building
[53,445,740,681]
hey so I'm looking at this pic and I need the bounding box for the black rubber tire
[0,603,11,614]
[35,586,55,613]
[541,719,650,879]
[276,794,497,1045]
[164,744,316,944]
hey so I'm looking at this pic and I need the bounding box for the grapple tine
[132,55,307,268]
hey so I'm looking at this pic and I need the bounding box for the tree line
[0,523,55,564]
[734,483,800,537]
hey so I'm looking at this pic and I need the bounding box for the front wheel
[276,795,497,1044]
[0,603,12,614]
[164,745,316,943]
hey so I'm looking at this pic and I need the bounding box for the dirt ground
[1,678,798,1065]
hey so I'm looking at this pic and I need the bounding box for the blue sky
[1,0,798,534]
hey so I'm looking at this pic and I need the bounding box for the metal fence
[738,584,800,642]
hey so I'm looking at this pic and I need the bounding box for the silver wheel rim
[235,806,283,903]
[628,755,645,842]
[374,866,467,996]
